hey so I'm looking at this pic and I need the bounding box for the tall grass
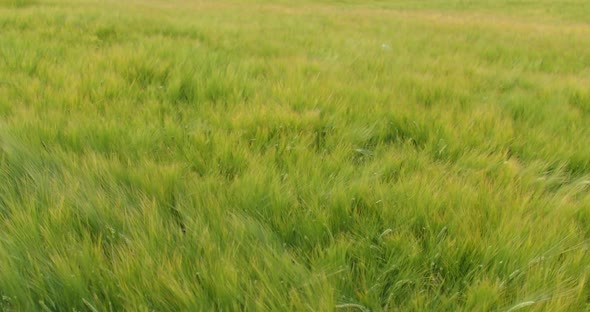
[0,0,589,310]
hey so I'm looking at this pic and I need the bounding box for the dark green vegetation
[1,0,589,310]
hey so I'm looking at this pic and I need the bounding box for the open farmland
[1,0,590,310]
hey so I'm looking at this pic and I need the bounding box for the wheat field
[0,0,589,310]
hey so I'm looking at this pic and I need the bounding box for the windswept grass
[0,0,589,310]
